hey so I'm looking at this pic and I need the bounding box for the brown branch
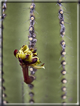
[21,64,34,84]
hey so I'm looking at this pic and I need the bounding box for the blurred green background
[2,1,77,104]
